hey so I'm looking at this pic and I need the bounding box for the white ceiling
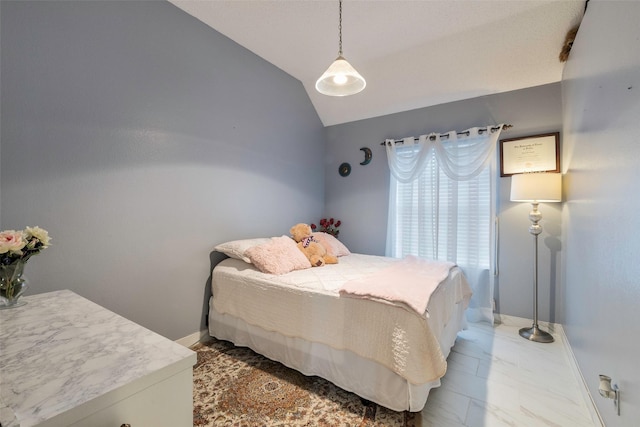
[169,0,585,126]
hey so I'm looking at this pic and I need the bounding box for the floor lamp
[510,172,562,343]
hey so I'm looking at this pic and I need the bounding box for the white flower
[25,226,51,248]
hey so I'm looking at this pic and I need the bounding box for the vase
[0,260,28,309]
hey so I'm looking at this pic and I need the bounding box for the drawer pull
[120,424,131,427]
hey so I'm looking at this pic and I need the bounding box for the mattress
[208,253,472,411]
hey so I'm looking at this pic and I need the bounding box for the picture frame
[500,132,560,177]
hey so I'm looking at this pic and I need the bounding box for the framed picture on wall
[500,132,560,177]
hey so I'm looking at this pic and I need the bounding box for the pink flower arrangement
[0,226,51,265]
[310,218,341,238]
[1,226,51,304]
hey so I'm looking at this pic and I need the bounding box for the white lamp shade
[510,173,562,202]
[315,56,366,96]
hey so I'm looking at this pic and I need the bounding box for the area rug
[192,338,416,426]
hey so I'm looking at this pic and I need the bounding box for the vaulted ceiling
[169,0,585,126]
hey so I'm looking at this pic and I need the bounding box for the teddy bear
[289,223,338,267]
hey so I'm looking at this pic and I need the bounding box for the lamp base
[519,325,554,343]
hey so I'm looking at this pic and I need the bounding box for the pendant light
[315,0,366,96]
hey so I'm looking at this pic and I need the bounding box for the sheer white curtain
[385,125,503,323]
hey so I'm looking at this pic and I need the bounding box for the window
[384,126,503,323]
[387,148,491,269]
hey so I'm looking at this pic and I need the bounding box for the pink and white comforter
[211,253,472,384]
[339,255,455,315]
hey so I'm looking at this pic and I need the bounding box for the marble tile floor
[415,316,603,427]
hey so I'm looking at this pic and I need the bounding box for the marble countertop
[0,290,196,427]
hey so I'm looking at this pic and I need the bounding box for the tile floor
[415,316,603,427]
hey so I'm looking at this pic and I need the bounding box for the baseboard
[492,313,558,332]
[175,330,209,348]
[557,326,605,427]
[494,314,604,426]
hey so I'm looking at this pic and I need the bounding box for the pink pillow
[245,236,311,275]
[312,232,351,257]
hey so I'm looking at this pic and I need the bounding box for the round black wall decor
[339,162,351,177]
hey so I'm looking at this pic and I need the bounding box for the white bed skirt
[208,296,468,412]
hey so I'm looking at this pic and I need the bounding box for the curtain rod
[380,124,513,146]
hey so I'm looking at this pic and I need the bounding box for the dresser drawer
[66,369,193,427]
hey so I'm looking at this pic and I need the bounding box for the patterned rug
[192,338,416,426]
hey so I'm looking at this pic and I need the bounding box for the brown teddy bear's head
[290,223,312,243]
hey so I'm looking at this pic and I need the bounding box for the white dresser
[0,290,197,427]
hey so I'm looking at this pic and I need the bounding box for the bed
[208,235,473,412]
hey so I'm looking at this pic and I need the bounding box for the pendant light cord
[338,0,343,56]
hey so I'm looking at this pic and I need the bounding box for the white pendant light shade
[316,55,366,96]
[316,0,366,97]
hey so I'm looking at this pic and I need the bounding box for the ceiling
[169,0,585,126]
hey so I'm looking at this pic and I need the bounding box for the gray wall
[0,1,325,340]
[325,83,563,322]
[562,1,640,425]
